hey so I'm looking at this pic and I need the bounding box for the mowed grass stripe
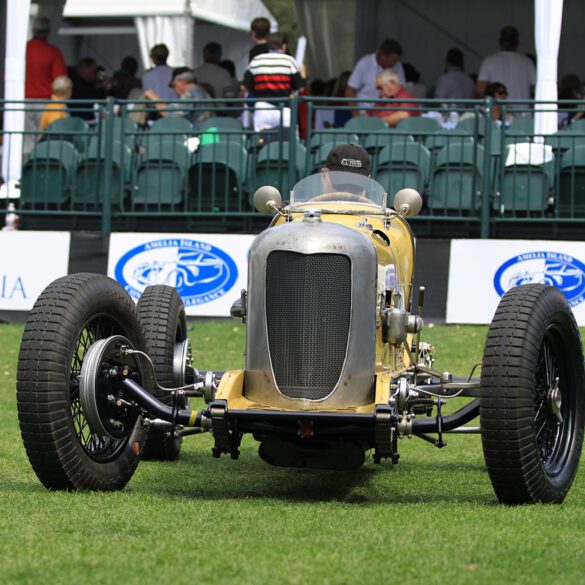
[1,322,584,585]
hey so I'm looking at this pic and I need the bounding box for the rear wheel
[480,284,585,504]
[17,273,148,491]
[138,285,189,461]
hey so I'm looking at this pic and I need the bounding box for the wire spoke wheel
[480,284,585,504]
[137,285,190,461]
[17,274,148,491]
[533,328,575,476]
[69,317,129,462]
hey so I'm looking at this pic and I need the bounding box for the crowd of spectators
[22,15,585,140]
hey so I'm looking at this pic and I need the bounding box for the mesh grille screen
[265,251,351,400]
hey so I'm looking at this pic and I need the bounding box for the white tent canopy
[62,0,277,72]
[63,0,277,33]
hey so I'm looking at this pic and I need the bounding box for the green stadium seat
[364,133,413,159]
[508,117,534,134]
[309,131,360,153]
[567,118,585,133]
[495,142,553,214]
[43,116,90,153]
[133,137,190,205]
[558,145,585,215]
[310,143,337,174]
[195,117,244,132]
[424,130,473,155]
[396,116,441,140]
[545,131,585,154]
[376,141,431,197]
[456,114,488,138]
[253,141,307,193]
[429,143,484,211]
[75,139,132,208]
[150,116,194,137]
[188,142,248,212]
[21,140,77,206]
[343,116,388,136]
[97,118,140,150]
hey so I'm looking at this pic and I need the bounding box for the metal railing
[1,96,584,237]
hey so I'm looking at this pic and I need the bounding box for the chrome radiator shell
[245,220,377,410]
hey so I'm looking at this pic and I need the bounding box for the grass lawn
[1,321,584,585]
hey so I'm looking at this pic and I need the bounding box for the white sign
[108,233,255,317]
[447,239,585,325]
[0,231,70,310]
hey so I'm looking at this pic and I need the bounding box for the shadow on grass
[140,449,496,506]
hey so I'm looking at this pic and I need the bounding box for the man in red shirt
[369,69,420,127]
[26,17,67,99]
[25,17,67,150]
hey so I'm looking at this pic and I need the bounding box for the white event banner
[108,233,255,317]
[0,231,71,310]
[447,239,585,325]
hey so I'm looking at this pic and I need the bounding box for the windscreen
[291,171,386,209]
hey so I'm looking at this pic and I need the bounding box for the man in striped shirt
[243,33,304,132]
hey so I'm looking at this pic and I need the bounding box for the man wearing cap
[144,68,211,124]
[475,26,535,101]
[317,144,373,200]
[323,144,371,177]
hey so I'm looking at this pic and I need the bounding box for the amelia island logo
[115,238,238,306]
[494,250,585,307]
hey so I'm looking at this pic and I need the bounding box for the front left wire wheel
[138,285,190,461]
[17,273,148,491]
[480,284,585,504]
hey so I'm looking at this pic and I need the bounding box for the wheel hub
[173,339,192,386]
[548,377,563,424]
[80,335,140,440]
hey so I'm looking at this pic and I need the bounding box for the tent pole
[1,0,31,199]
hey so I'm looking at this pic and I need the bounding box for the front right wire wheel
[17,273,148,491]
[480,284,585,504]
[138,285,190,461]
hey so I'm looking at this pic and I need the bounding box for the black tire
[137,285,188,461]
[17,273,148,491]
[480,284,585,504]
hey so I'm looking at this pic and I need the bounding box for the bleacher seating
[559,145,585,215]
[43,117,90,153]
[76,139,132,209]
[16,98,585,236]
[429,143,484,212]
[189,142,248,212]
[21,141,77,206]
[253,141,307,192]
[376,141,431,197]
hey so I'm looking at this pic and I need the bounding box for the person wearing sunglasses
[485,82,514,127]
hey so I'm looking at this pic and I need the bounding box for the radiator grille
[265,251,351,400]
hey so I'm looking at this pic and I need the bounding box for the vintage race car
[17,170,585,504]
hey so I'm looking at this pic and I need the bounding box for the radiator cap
[303,209,322,223]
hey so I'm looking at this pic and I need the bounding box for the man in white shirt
[194,42,233,99]
[142,44,177,101]
[435,48,475,103]
[346,39,406,115]
[475,26,535,101]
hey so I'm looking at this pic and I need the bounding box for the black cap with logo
[324,144,371,177]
